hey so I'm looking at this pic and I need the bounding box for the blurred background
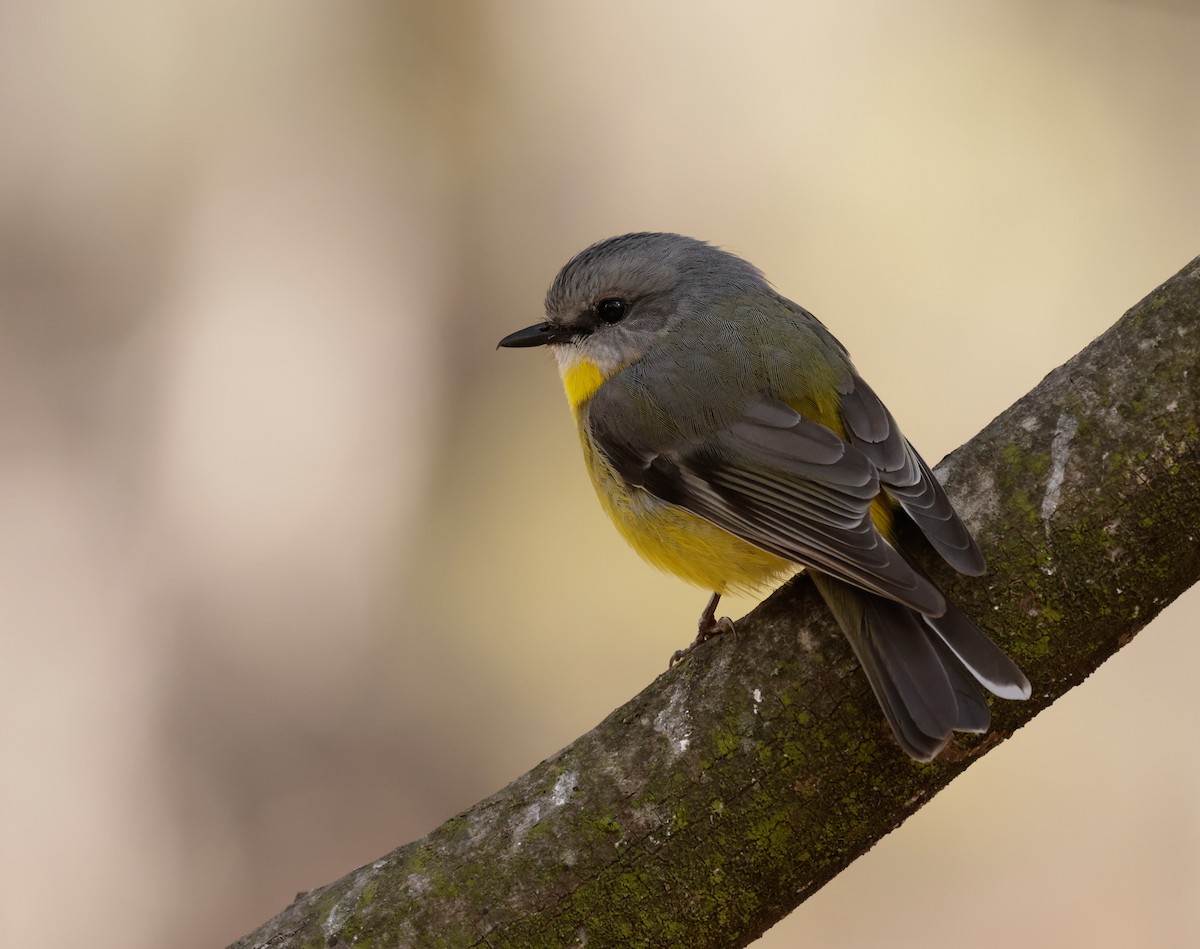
[1,2,1197,947]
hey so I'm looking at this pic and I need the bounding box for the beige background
[1,2,1197,947]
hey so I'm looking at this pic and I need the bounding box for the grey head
[498,232,769,375]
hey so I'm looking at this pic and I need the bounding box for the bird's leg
[696,591,736,642]
[669,592,736,667]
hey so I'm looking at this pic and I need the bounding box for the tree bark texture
[232,256,1200,949]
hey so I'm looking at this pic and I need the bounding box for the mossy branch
[232,257,1200,949]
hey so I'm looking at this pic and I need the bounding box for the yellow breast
[560,358,793,595]
[561,359,606,412]
[578,429,793,594]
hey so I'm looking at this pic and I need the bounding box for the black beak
[497,321,576,349]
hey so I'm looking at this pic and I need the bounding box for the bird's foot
[669,593,735,667]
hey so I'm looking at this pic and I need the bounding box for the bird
[498,232,1030,760]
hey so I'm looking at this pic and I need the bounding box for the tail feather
[850,633,950,761]
[927,634,992,733]
[924,603,1032,701]
[857,594,960,741]
[811,572,1025,760]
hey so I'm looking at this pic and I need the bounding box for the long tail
[811,572,1030,761]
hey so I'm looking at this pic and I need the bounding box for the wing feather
[838,372,986,575]
[591,399,946,615]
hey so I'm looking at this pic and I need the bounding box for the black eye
[596,298,627,324]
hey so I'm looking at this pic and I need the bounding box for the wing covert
[589,398,946,615]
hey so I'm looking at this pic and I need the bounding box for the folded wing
[590,397,947,615]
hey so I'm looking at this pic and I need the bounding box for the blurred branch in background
[232,257,1200,949]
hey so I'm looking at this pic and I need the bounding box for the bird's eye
[596,298,627,324]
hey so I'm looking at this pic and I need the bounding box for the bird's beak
[497,321,575,349]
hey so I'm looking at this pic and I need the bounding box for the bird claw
[668,596,736,667]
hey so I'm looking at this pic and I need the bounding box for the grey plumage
[502,232,1031,760]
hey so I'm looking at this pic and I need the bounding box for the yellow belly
[578,422,794,595]
[558,355,889,594]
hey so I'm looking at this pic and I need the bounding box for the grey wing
[589,398,946,616]
[837,371,985,576]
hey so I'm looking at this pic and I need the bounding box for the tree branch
[232,257,1200,949]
